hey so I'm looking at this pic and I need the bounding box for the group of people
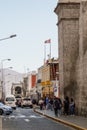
[38,96,75,117]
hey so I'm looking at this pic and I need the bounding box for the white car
[5,95,16,109]
[21,98,33,108]
[0,102,13,115]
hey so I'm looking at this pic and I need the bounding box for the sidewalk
[35,108,87,130]
[0,117,2,130]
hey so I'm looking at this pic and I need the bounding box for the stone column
[77,0,87,115]
[54,0,80,99]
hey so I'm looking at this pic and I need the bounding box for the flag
[44,39,51,43]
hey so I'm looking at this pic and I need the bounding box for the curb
[34,110,87,130]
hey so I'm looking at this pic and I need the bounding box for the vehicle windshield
[23,98,30,101]
[0,102,4,106]
[6,97,15,101]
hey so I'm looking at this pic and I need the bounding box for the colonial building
[36,66,43,100]
[41,58,59,98]
[55,0,87,116]
[28,71,37,99]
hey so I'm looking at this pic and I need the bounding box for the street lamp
[1,59,11,101]
[1,59,11,62]
[0,34,17,41]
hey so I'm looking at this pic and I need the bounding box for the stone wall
[76,0,87,116]
[55,2,80,99]
[55,0,87,116]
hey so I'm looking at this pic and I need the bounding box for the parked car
[21,97,33,108]
[4,95,16,109]
[0,102,13,115]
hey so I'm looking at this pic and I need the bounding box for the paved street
[1,107,75,130]
[35,108,87,130]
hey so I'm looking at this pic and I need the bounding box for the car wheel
[0,109,3,115]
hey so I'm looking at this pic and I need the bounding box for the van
[5,95,16,109]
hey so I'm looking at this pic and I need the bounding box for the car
[21,97,33,108]
[0,102,13,115]
[5,95,16,109]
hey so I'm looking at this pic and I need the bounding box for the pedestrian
[49,98,53,111]
[53,97,59,117]
[70,98,75,115]
[46,98,53,111]
[32,99,37,111]
[57,98,62,117]
[45,95,49,110]
[39,98,44,110]
[63,96,69,115]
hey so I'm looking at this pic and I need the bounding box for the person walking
[53,97,59,117]
[57,98,62,117]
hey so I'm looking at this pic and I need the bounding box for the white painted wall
[0,68,23,97]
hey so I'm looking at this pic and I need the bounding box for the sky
[0,0,58,74]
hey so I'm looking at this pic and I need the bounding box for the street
[1,107,75,130]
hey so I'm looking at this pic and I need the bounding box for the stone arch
[15,86,21,94]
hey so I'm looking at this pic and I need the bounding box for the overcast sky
[0,0,58,73]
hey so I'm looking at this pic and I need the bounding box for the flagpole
[50,42,51,60]
[44,44,46,64]
[44,38,51,63]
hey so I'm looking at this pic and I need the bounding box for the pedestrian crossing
[1,108,44,123]
[2,113,44,119]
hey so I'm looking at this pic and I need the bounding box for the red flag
[44,39,51,43]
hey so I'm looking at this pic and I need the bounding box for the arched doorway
[15,86,21,94]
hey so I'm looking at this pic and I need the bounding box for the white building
[0,68,23,98]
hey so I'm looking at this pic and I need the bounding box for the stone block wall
[55,2,80,99]
[76,0,87,116]
[55,0,87,116]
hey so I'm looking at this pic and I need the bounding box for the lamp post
[1,59,11,101]
[0,34,17,41]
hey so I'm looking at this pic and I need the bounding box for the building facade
[0,68,23,99]
[36,66,43,100]
[41,58,59,98]
[28,71,37,99]
[11,82,23,98]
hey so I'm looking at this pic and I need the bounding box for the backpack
[54,100,59,109]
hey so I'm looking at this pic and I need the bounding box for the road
[2,107,75,130]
